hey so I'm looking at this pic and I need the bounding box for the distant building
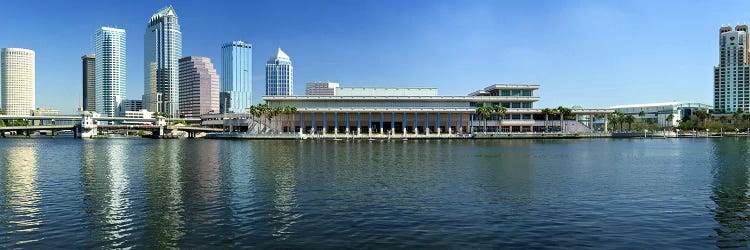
[122,99,143,112]
[82,54,95,111]
[1,48,35,115]
[32,108,60,116]
[715,25,750,113]
[609,102,712,128]
[221,41,252,113]
[179,56,220,118]
[265,48,293,96]
[144,5,182,117]
[124,109,153,119]
[95,27,126,117]
[32,108,60,125]
[337,87,437,97]
[306,82,339,96]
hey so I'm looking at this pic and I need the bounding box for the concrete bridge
[0,114,220,139]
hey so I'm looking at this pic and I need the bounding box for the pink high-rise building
[179,56,219,118]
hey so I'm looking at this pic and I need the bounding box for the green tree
[475,106,492,133]
[557,106,572,132]
[171,119,187,126]
[625,115,635,131]
[492,105,507,132]
[541,108,555,131]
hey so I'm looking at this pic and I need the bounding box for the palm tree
[492,105,507,132]
[557,106,572,132]
[625,115,635,131]
[290,106,298,133]
[541,108,555,132]
[273,106,283,131]
[475,106,492,134]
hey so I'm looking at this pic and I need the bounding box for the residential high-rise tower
[179,56,219,118]
[82,54,96,111]
[144,5,182,117]
[220,41,252,113]
[266,48,293,96]
[1,48,35,116]
[95,27,126,117]
[715,24,750,113]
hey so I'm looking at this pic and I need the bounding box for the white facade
[306,82,340,96]
[95,27,126,117]
[336,87,437,97]
[1,48,35,115]
[715,25,750,113]
[265,48,293,96]
[609,102,712,127]
[124,109,153,119]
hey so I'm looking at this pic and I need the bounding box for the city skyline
[3,0,750,113]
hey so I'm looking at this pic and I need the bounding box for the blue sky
[0,0,746,113]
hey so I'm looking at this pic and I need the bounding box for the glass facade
[265,48,293,96]
[95,27,126,117]
[144,5,182,117]
[221,41,252,113]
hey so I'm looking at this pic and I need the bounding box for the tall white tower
[95,27,127,117]
[1,48,35,116]
[715,24,750,113]
[265,48,293,96]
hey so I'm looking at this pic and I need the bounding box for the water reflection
[256,141,300,240]
[80,140,136,247]
[0,144,41,246]
[143,141,185,248]
[711,139,750,248]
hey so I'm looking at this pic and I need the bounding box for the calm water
[0,138,748,248]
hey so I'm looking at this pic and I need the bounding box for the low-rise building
[263,83,612,134]
[609,102,712,127]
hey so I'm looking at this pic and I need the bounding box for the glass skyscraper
[265,48,293,96]
[95,27,126,117]
[144,5,182,117]
[221,41,252,113]
[81,54,95,111]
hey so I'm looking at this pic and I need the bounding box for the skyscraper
[1,48,35,116]
[220,41,252,113]
[82,54,96,111]
[266,48,293,96]
[715,25,750,113]
[144,5,182,117]
[95,27,126,117]
[179,56,219,118]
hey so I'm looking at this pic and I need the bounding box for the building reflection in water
[0,145,41,246]
[80,140,133,247]
[711,139,750,248]
[143,141,184,248]
[255,141,300,240]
